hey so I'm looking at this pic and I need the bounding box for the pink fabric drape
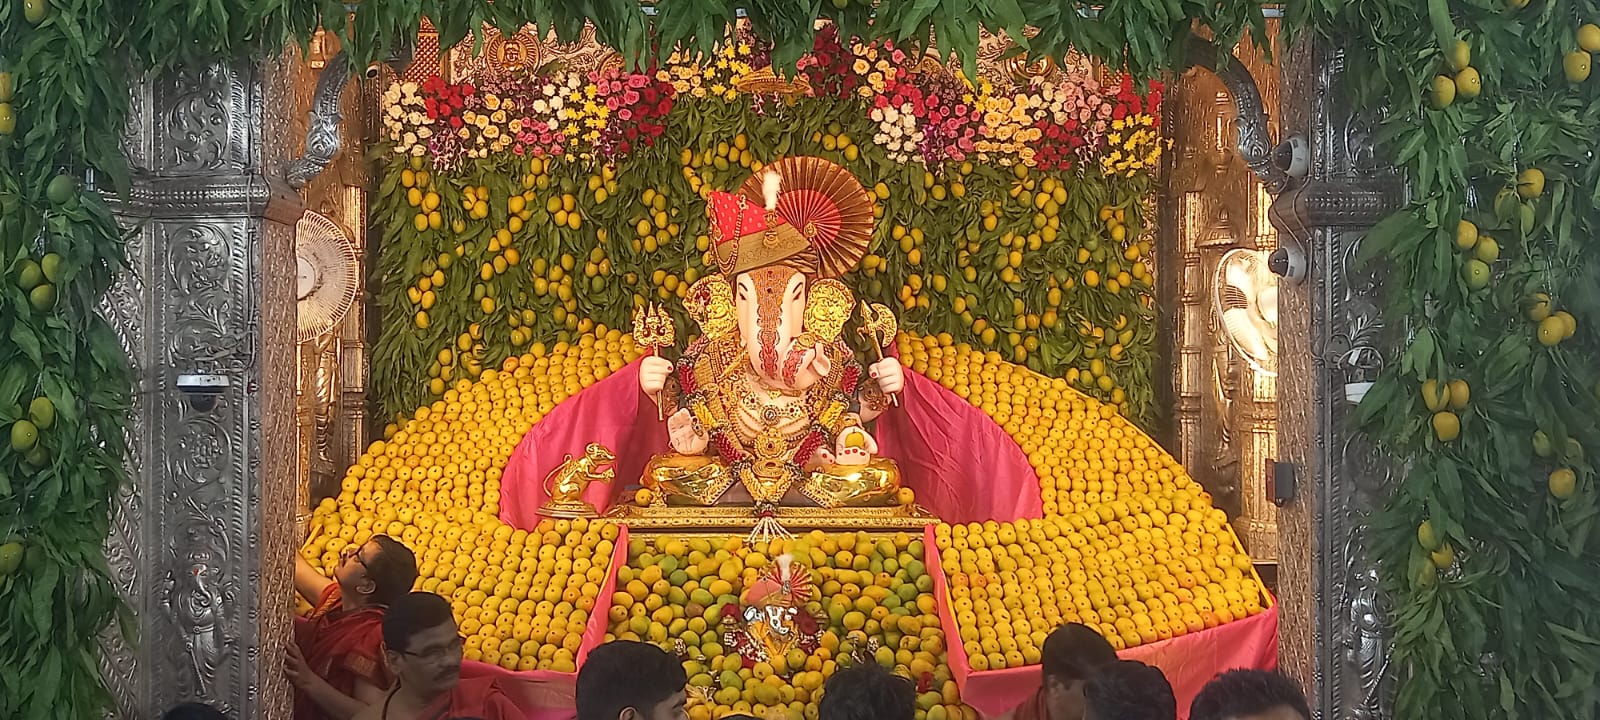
[925,526,1279,720]
[499,358,1042,528]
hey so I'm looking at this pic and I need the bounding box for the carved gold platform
[602,503,939,531]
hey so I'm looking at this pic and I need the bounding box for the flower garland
[380,34,1164,175]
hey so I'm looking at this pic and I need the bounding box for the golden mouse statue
[636,157,904,509]
[539,443,616,518]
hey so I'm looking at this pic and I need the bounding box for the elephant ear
[803,279,854,343]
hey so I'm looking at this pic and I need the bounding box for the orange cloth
[418,676,524,720]
[295,585,392,720]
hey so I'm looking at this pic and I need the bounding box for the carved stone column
[100,57,305,719]
[1271,38,1403,720]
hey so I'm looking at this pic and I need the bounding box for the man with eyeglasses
[353,592,520,720]
[289,535,418,719]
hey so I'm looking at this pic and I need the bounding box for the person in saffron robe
[998,623,1119,720]
[576,641,688,720]
[289,535,419,720]
[353,592,521,720]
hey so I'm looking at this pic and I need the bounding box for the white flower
[406,111,425,126]
[401,81,418,94]
[533,99,549,113]
[387,104,404,120]
[402,131,416,146]
[411,145,426,156]
[883,107,899,123]
[550,96,564,111]
[417,127,433,139]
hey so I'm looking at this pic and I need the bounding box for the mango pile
[302,330,642,672]
[607,533,974,720]
[304,325,1265,712]
[899,334,1267,662]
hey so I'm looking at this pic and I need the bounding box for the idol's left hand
[869,357,904,395]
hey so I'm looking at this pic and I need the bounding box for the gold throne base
[602,502,939,531]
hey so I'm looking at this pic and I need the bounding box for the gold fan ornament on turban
[725,156,875,279]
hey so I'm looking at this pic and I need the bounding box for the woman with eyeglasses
[354,591,521,720]
[289,535,419,719]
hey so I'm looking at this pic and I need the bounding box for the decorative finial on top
[761,168,782,211]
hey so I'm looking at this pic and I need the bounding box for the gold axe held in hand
[856,301,900,407]
[633,303,677,420]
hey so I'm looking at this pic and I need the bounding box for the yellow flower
[584,85,598,99]
[737,43,751,56]
[716,58,729,70]
[457,127,471,139]
[692,86,707,98]
[483,125,500,139]
[485,93,501,110]
[491,110,507,124]
[656,70,671,82]
[1112,117,1126,131]
[709,84,726,96]
[474,114,490,129]
[853,59,870,74]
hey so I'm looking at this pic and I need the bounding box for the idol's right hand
[639,355,673,398]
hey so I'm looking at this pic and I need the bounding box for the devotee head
[1084,660,1176,720]
[162,702,230,720]
[1189,670,1310,720]
[338,534,417,606]
[383,591,465,698]
[818,664,916,720]
[576,641,688,720]
[1041,623,1119,720]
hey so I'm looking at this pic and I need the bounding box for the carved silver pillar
[1271,38,1403,720]
[101,56,304,719]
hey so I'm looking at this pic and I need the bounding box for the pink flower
[618,108,633,121]
[624,90,639,104]
[628,74,648,89]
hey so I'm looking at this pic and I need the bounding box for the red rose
[1113,105,1127,120]
[449,116,464,129]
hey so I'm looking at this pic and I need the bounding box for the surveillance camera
[1274,135,1309,178]
[1268,245,1308,285]
[176,374,230,412]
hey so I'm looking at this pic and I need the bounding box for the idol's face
[736,268,807,384]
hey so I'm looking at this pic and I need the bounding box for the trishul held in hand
[632,303,676,419]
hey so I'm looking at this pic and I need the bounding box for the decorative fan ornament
[1213,248,1279,377]
[738,156,875,278]
[296,211,360,341]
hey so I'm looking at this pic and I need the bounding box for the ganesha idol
[637,156,905,508]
